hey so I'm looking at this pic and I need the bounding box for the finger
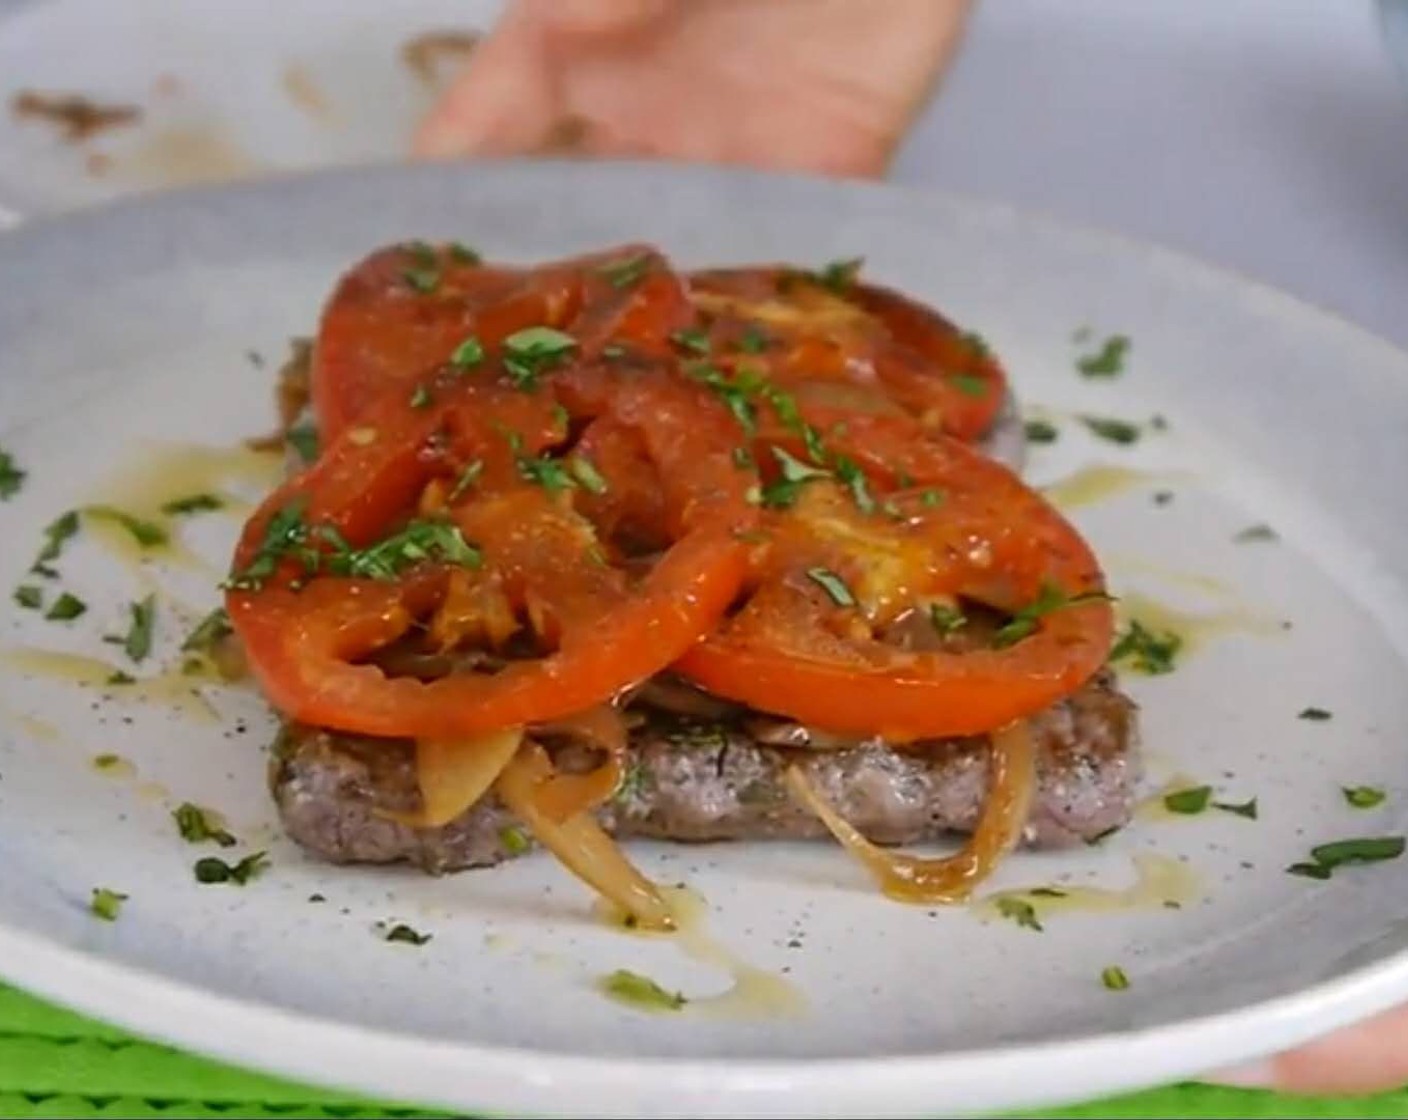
[1209,1006,1408,1095]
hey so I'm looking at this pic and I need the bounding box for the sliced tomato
[687,265,1007,443]
[312,242,691,440]
[227,354,754,740]
[675,417,1113,740]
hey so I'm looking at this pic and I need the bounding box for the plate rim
[4,157,1408,1117]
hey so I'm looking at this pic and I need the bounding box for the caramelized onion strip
[784,720,1036,903]
[497,740,674,930]
[382,727,524,828]
[529,705,629,822]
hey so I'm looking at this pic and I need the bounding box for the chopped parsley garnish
[30,510,79,576]
[1233,524,1278,544]
[85,506,168,549]
[1076,334,1130,378]
[1343,786,1386,810]
[225,499,308,587]
[597,254,651,289]
[951,374,988,398]
[285,422,319,465]
[929,603,967,636]
[409,384,433,409]
[992,583,1112,649]
[328,520,481,579]
[407,240,437,268]
[615,761,648,803]
[1163,786,1211,815]
[161,493,224,516]
[0,447,25,500]
[806,567,855,607]
[1029,887,1067,898]
[1101,965,1130,991]
[119,595,157,662]
[307,893,326,903]
[502,326,577,390]
[448,460,483,502]
[403,267,440,293]
[181,607,232,653]
[106,671,135,686]
[1024,419,1059,444]
[44,591,87,622]
[500,826,531,856]
[960,331,990,358]
[1215,797,1258,820]
[568,456,609,495]
[450,336,484,368]
[173,802,237,847]
[194,851,268,885]
[89,887,127,921]
[600,968,686,1011]
[92,753,122,769]
[755,446,830,508]
[1080,415,1141,445]
[1287,836,1404,880]
[448,242,481,265]
[382,922,432,946]
[1298,706,1332,721]
[919,489,943,508]
[996,897,1043,931]
[687,363,760,433]
[813,257,863,294]
[516,453,574,493]
[738,326,770,354]
[731,446,755,470]
[13,585,41,611]
[831,454,876,515]
[670,328,710,355]
[1110,619,1181,675]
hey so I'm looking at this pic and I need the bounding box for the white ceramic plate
[2,161,1408,1119]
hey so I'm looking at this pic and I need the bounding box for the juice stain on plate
[1043,465,1176,510]
[1118,592,1282,659]
[0,648,220,723]
[594,885,806,1020]
[977,854,1201,923]
[1105,553,1234,598]
[81,441,281,573]
[0,705,60,743]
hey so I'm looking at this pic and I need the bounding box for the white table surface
[3,0,1407,348]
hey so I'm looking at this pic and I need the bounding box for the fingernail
[1204,1060,1276,1089]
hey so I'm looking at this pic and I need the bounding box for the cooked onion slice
[384,727,524,828]
[497,740,674,930]
[529,705,629,822]
[785,720,1035,903]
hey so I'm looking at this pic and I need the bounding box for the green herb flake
[502,326,578,390]
[831,454,877,516]
[1029,887,1068,898]
[806,567,856,608]
[814,257,863,294]
[31,510,80,576]
[44,591,87,622]
[120,595,157,663]
[1080,415,1141,445]
[307,892,327,903]
[738,326,770,354]
[92,753,123,770]
[106,670,135,686]
[181,607,232,653]
[919,489,944,508]
[960,331,991,358]
[1163,785,1211,815]
[448,242,481,265]
[383,922,433,946]
[13,585,42,611]
[173,802,237,847]
[951,374,988,398]
[161,493,224,516]
[0,448,26,500]
[448,460,484,503]
[1101,965,1130,991]
[996,897,1043,932]
[1213,797,1259,820]
[597,254,651,289]
[929,603,967,636]
[1234,523,1278,544]
[194,850,268,886]
[993,583,1112,649]
[500,826,531,856]
[328,520,481,580]
[84,506,169,549]
[1076,334,1130,378]
[568,456,609,495]
[409,384,433,410]
[1298,706,1332,721]
[670,328,711,356]
[1024,419,1059,445]
[403,267,440,294]
[450,335,485,368]
[516,454,575,493]
[285,422,320,465]
[731,446,755,470]
[89,887,127,921]
[1287,836,1405,880]
[757,446,830,509]
[600,968,686,1011]
[1343,786,1386,810]
[1110,619,1182,675]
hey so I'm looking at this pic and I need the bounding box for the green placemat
[0,982,1401,1119]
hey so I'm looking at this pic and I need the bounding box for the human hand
[413,0,971,178]
[1211,1006,1408,1095]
